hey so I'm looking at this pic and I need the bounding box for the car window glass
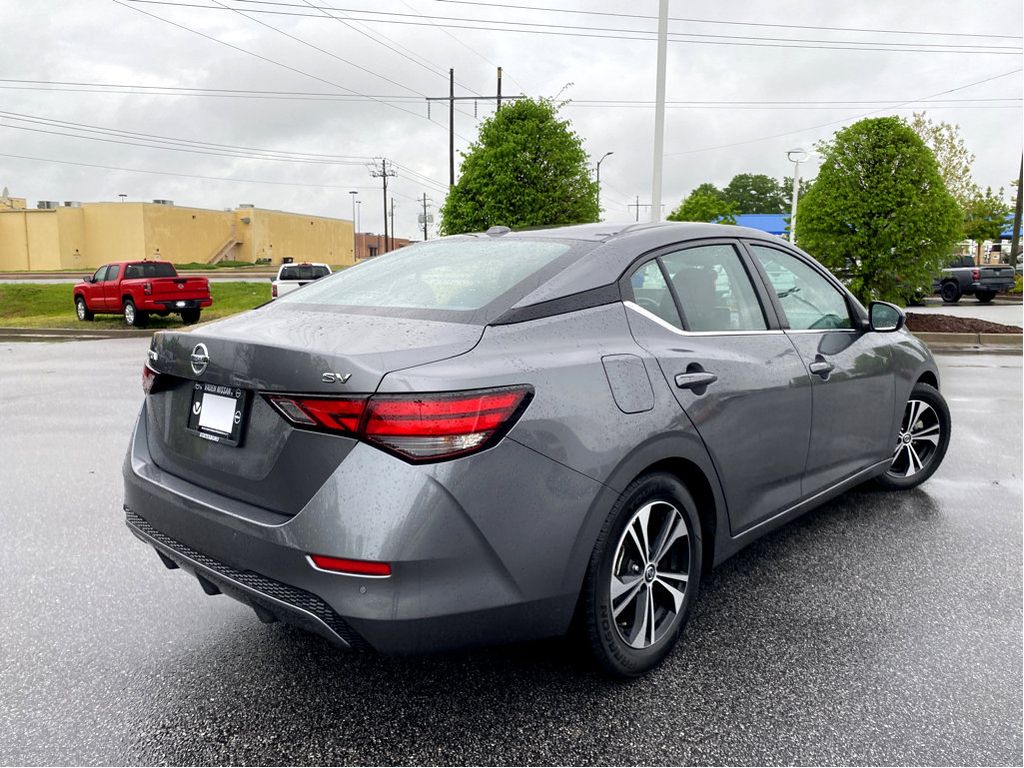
[628,260,682,328]
[106,264,120,281]
[92,266,108,282]
[750,245,852,330]
[660,244,767,332]
[280,265,329,281]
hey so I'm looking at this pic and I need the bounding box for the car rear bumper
[969,280,1014,293]
[122,404,601,653]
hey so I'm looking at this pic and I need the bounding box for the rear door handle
[675,372,718,390]
[808,359,835,378]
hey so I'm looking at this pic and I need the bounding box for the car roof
[479,221,791,310]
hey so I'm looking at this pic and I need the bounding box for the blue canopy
[732,213,789,236]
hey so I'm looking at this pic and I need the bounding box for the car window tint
[92,266,108,282]
[125,262,177,279]
[660,244,767,332]
[750,245,852,330]
[280,239,572,311]
[280,265,328,281]
[106,264,121,281]
[629,260,682,328]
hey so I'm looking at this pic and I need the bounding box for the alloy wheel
[124,303,135,325]
[888,398,942,477]
[76,300,85,320]
[609,500,690,649]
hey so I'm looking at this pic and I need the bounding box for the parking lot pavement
[909,298,1023,328]
[1,339,1020,766]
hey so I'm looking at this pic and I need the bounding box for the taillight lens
[265,386,532,462]
[142,363,158,394]
[971,268,980,280]
[272,284,278,298]
[308,554,391,577]
[143,281,152,295]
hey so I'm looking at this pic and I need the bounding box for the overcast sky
[0,0,1021,239]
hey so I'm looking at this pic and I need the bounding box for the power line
[665,68,1023,156]
[123,1,1023,54]
[432,0,1024,41]
[2,78,1018,106]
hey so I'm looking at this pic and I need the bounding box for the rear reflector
[265,386,532,462]
[308,554,391,577]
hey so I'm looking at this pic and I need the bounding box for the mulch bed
[905,313,1022,334]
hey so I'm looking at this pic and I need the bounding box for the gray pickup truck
[933,256,1016,303]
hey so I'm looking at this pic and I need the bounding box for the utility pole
[389,197,396,251]
[421,193,432,240]
[426,68,523,190]
[628,197,663,222]
[1011,155,1023,266]
[650,0,669,223]
[368,158,397,252]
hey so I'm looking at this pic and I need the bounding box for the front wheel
[582,473,702,677]
[875,383,951,491]
[975,290,996,303]
[75,296,93,321]
[940,282,961,303]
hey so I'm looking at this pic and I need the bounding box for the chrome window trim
[624,301,785,337]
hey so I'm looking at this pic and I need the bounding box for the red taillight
[142,363,157,394]
[143,281,152,295]
[971,268,980,280]
[308,554,391,577]
[271,284,278,298]
[265,386,532,462]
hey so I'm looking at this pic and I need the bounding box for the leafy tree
[722,173,787,213]
[797,117,961,304]
[963,186,1012,251]
[780,176,812,211]
[690,182,726,201]
[904,112,977,206]
[439,99,598,234]
[667,187,739,224]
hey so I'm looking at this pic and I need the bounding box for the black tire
[123,299,147,327]
[582,472,702,678]
[940,281,961,303]
[180,308,201,325]
[975,290,996,303]
[74,296,93,321]
[874,382,951,491]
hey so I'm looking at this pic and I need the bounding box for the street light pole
[349,190,358,230]
[596,151,614,218]
[650,0,669,223]
[787,148,808,245]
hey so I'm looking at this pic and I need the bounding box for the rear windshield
[276,238,584,322]
[124,262,178,279]
[280,265,330,281]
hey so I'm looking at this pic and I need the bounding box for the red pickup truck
[73,261,213,327]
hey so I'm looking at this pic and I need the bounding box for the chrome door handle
[675,372,718,390]
[808,359,834,378]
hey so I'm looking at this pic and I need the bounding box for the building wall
[355,232,414,260]
[0,200,355,271]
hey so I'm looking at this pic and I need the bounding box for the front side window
[750,245,852,330]
[92,265,108,282]
[660,244,767,332]
[628,260,682,328]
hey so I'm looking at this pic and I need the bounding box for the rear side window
[106,264,121,281]
[280,239,573,313]
[750,245,852,330]
[280,265,330,281]
[660,244,767,332]
[125,262,178,279]
[628,260,682,328]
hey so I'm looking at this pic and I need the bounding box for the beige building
[0,197,355,271]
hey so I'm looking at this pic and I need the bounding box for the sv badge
[321,372,352,384]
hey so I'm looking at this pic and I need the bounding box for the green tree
[439,99,598,235]
[963,186,1012,252]
[667,187,739,224]
[797,117,962,304]
[722,173,787,213]
[904,111,977,207]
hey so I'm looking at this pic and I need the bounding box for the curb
[0,327,153,342]
[914,331,1023,354]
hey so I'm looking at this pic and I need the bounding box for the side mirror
[869,301,905,332]
[82,275,92,283]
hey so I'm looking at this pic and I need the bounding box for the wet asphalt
[0,339,1021,766]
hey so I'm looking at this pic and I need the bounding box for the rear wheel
[181,308,201,325]
[975,290,996,303]
[582,472,702,677]
[75,296,93,321]
[875,383,951,491]
[123,299,147,327]
[940,282,961,303]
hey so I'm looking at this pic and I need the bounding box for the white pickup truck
[270,262,332,299]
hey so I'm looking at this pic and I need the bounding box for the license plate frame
[186,381,249,446]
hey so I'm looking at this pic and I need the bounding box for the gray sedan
[125,222,950,677]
